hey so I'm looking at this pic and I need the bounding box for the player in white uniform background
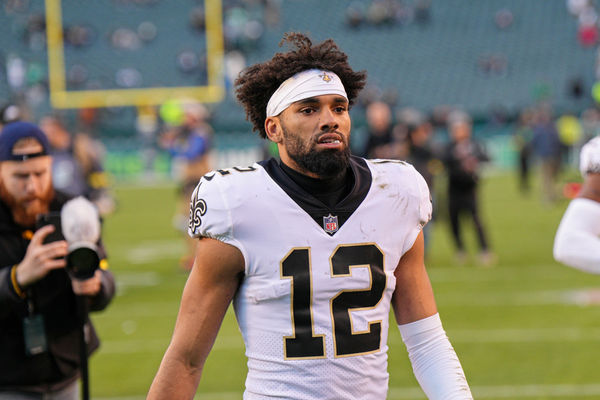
[554,136,600,273]
[148,32,472,399]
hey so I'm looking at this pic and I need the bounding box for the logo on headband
[319,72,333,82]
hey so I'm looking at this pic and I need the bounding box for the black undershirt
[278,161,354,208]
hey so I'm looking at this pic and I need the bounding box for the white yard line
[123,240,184,264]
[449,327,600,343]
[100,335,243,354]
[438,288,600,307]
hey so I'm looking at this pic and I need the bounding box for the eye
[334,105,347,113]
[299,107,316,115]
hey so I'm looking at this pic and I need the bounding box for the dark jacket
[0,191,115,393]
[443,139,489,193]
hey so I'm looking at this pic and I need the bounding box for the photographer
[0,122,115,399]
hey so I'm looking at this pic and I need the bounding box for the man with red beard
[0,121,115,399]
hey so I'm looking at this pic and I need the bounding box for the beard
[282,124,351,179]
[0,181,54,227]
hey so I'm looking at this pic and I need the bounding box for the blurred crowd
[344,0,432,29]
[0,97,215,271]
[2,0,279,102]
[4,84,600,268]
[2,0,600,271]
[351,97,600,266]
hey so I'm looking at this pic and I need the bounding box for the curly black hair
[234,32,367,139]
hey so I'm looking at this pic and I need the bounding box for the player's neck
[279,160,353,207]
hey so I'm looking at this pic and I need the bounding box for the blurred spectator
[568,76,586,100]
[568,0,590,17]
[346,1,365,28]
[407,113,437,193]
[110,28,141,51]
[22,13,46,51]
[73,132,116,215]
[39,115,115,216]
[406,113,439,253]
[513,108,534,194]
[442,110,493,266]
[580,107,600,144]
[189,6,206,32]
[362,101,399,158]
[159,101,213,270]
[531,105,562,203]
[556,113,584,165]
[578,22,598,47]
[223,4,265,53]
[64,24,95,48]
[576,3,599,47]
[367,0,392,26]
[0,103,22,128]
[345,0,414,28]
[136,105,160,175]
[415,0,432,25]
[3,0,30,14]
[224,50,247,95]
[263,0,282,28]
[494,8,514,30]
[6,54,26,92]
[478,53,508,77]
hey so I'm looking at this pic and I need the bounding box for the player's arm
[147,237,244,399]
[392,232,472,399]
[553,172,600,273]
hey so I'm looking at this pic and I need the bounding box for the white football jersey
[189,156,432,400]
[580,136,600,176]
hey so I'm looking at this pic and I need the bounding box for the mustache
[22,196,42,202]
[0,181,54,226]
[314,130,347,142]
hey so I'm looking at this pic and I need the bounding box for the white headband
[266,69,348,117]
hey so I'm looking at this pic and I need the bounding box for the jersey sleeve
[413,166,433,228]
[579,136,600,176]
[187,175,242,254]
[402,164,433,254]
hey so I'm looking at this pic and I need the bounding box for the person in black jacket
[442,111,494,266]
[0,122,115,399]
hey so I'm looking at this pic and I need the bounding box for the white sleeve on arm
[553,198,600,274]
[399,313,473,400]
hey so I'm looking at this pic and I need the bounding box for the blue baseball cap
[0,121,50,162]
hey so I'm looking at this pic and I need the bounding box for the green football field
[87,169,600,400]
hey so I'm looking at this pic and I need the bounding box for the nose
[24,175,41,195]
[319,108,339,132]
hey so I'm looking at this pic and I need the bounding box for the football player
[148,33,472,399]
[554,136,600,273]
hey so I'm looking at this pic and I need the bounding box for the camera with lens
[36,197,101,280]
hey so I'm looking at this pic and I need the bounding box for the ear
[265,117,283,143]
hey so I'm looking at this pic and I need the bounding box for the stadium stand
[0,0,597,173]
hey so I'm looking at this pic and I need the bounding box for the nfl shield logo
[323,214,339,234]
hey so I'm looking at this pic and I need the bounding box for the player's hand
[15,225,68,288]
[71,269,102,296]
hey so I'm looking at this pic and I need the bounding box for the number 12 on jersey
[280,244,387,359]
